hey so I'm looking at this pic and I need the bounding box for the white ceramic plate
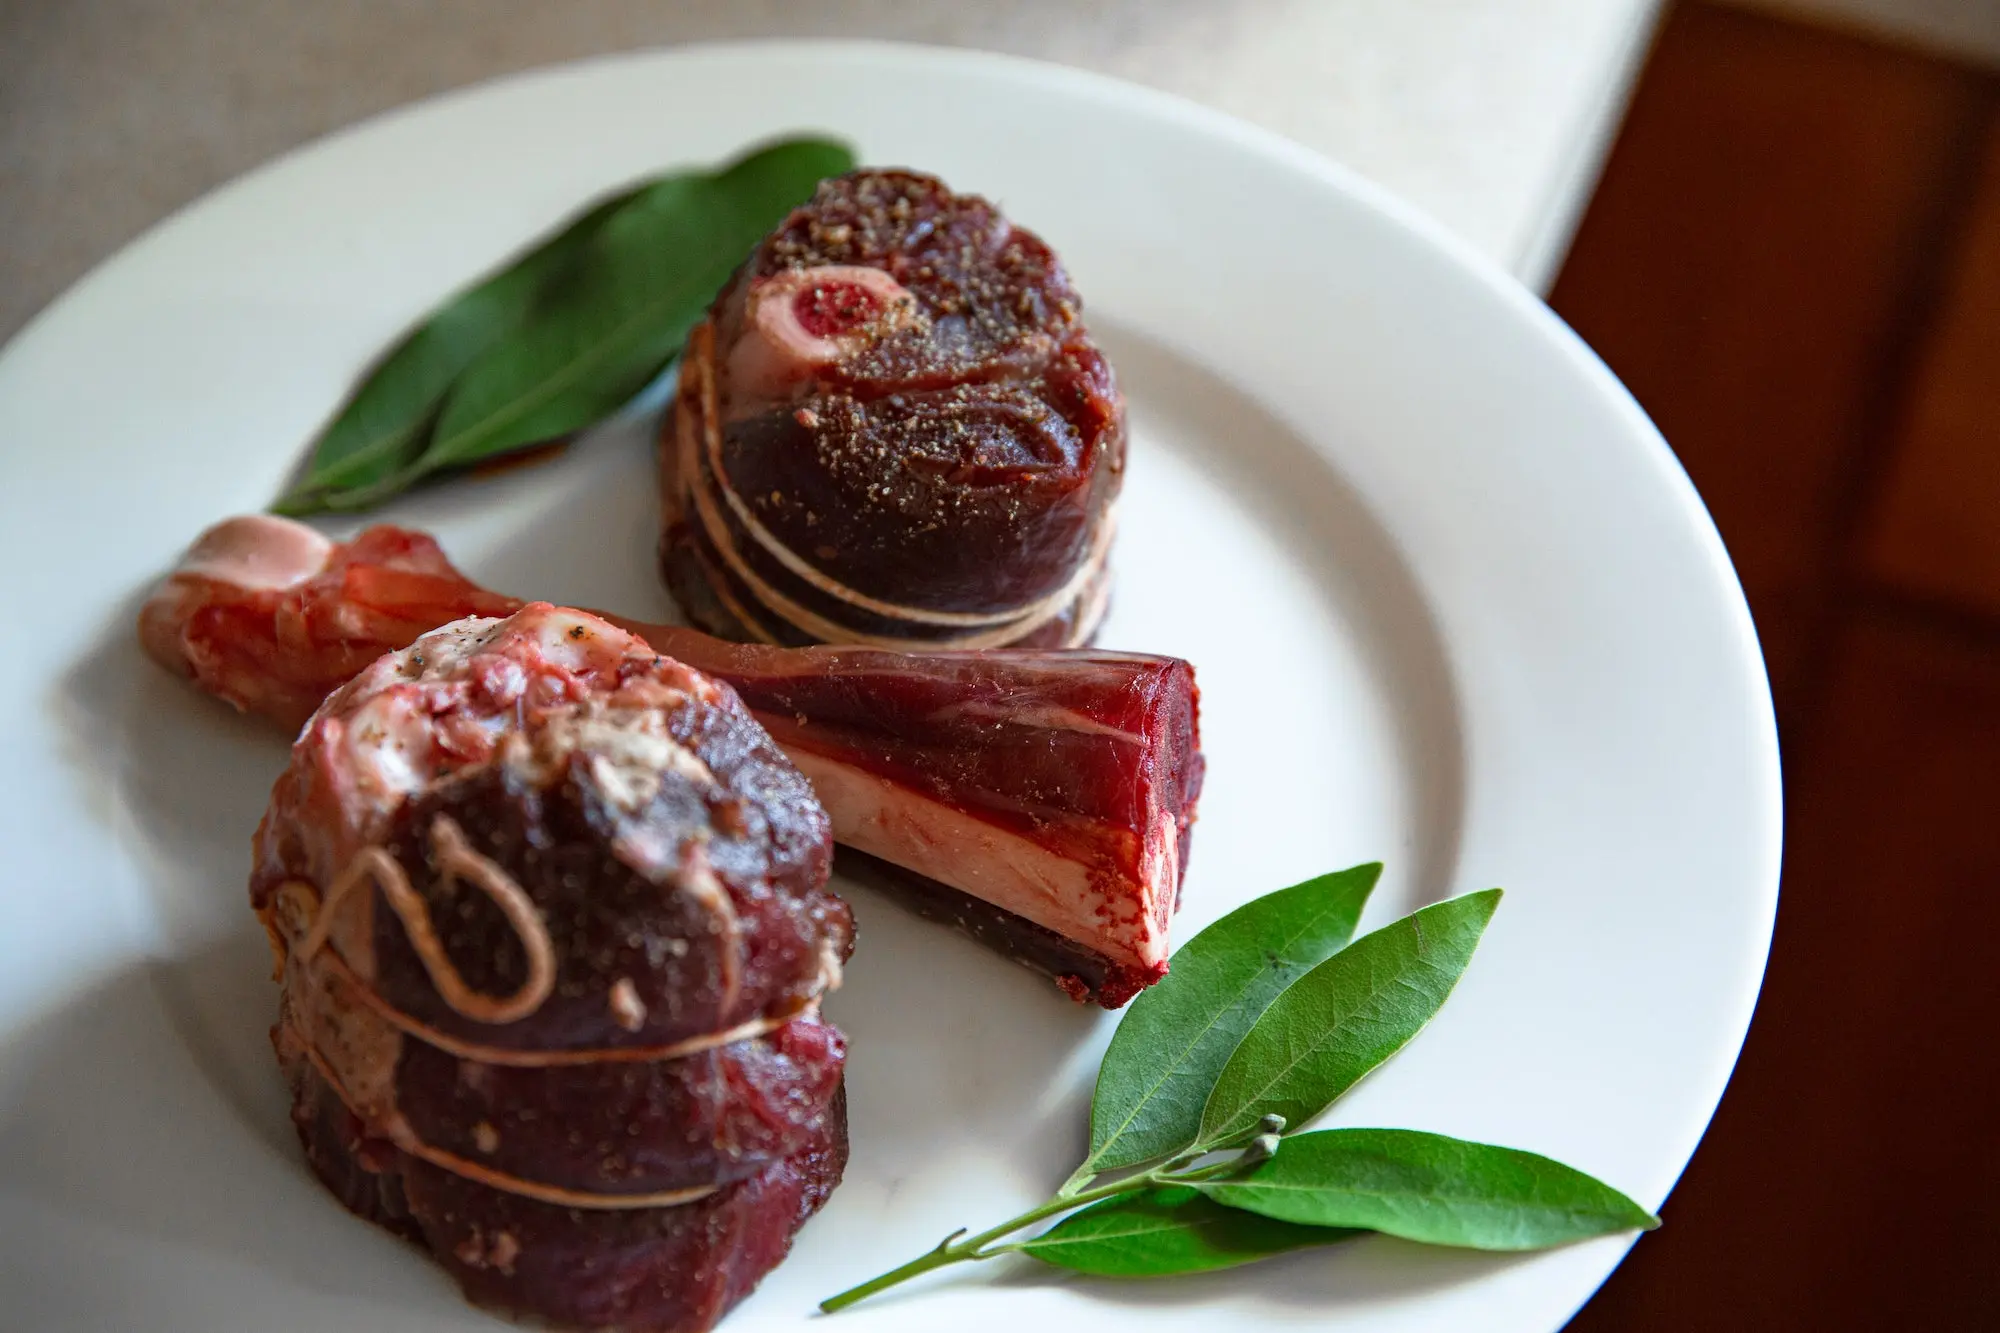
[0,41,1779,1333]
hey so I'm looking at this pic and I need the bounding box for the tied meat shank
[146,517,1202,1005]
[663,169,1123,650]
[253,604,851,1331]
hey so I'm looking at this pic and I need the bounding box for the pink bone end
[723,265,920,400]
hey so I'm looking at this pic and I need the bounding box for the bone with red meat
[260,605,852,1331]
[721,264,924,400]
[142,515,1202,1006]
[660,169,1124,652]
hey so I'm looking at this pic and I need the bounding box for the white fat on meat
[317,605,716,827]
[788,748,1173,972]
[503,703,716,814]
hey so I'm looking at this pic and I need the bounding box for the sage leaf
[1198,889,1502,1146]
[1202,1128,1659,1250]
[272,180,648,514]
[1015,1187,1358,1277]
[416,136,853,475]
[1085,864,1382,1174]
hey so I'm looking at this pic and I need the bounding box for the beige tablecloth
[0,0,1659,343]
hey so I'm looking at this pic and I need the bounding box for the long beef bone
[139,515,1203,1006]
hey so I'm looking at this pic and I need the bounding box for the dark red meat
[364,730,838,1052]
[250,605,850,1330]
[660,169,1124,649]
[145,516,1201,1005]
[288,1051,847,1333]
[392,1001,847,1196]
[674,638,1203,1000]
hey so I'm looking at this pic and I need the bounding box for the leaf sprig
[819,867,1658,1310]
[273,136,856,515]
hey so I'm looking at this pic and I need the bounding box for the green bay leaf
[1197,889,1502,1146]
[413,136,854,476]
[1016,1187,1357,1277]
[1202,1127,1659,1250]
[1085,864,1382,1174]
[273,179,649,514]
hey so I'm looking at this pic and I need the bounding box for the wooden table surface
[1552,5,2000,1325]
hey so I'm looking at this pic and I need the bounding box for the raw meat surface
[254,603,851,1330]
[288,1050,847,1333]
[662,169,1124,649]
[145,516,1201,1005]
[253,605,849,1048]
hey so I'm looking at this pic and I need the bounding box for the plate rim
[0,36,1783,1332]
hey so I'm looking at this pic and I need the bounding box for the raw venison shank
[145,517,1202,1006]
[253,602,852,1331]
[662,169,1123,650]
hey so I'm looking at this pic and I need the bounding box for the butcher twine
[273,814,840,1212]
[680,323,1112,650]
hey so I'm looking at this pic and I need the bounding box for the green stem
[1160,1157,1251,1185]
[1055,1161,1098,1199]
[818,1149,1254,1313]
[816,1229,968,1315]
[819,1173,1142,1313]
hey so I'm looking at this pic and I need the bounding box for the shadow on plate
[49,594,301,1156]
[0,955,477,1329]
